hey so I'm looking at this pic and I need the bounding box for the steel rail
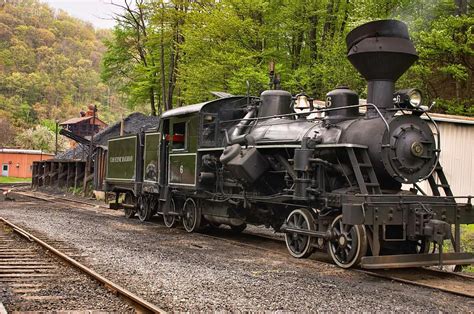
[356,268,474,299]
[12,190,474,300]
[0,217,166,313]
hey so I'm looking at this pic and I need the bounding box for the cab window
[172,122,186,150]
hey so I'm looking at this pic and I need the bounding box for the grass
[0,176,31,183]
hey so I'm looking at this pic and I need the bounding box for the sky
[41,0,121,29]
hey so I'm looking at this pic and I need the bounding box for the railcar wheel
[182,198,202,233]
[163,198,177,228]
[284,208,316,258]
[123,193,136,219]
[327,215,367,268]
[137,196,153,222]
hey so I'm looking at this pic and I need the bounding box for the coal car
[104,20,474,269]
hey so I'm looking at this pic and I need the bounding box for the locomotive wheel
[137,196,153,222]
[327,215,367,268]
[284,208,316,258]
[182,198,202,233]
[230,223,247,234]
[163,198,177,228]
[123,193,136,219]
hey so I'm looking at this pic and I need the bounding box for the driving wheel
[284,208,316,258]
[327,214,367,268]
[163,198,177,228]
[182,198,202,232]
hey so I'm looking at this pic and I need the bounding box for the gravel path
[0,194,473,312]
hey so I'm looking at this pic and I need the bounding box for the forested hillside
[103,0,473,116]
[0,0,125,150]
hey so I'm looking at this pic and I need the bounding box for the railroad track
[8,189,474,300]
[0,217,165,313]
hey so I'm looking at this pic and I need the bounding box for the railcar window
[172,122,186,150]
[200,114,218,147]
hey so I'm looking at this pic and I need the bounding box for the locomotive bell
[325,86,359,123]
[258,90,292,118]
[346,20,418,111]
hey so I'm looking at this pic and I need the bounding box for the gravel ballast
[0,193,473,311]
[0,220,133,312]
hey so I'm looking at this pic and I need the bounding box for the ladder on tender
[428,165,453,197]
[347,147,381,195]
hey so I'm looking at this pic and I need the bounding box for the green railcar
[106,135,139,182]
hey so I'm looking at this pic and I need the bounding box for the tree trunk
[322,0,335,44]
[309,14,318,61]
[149,87,156,116]
[160,2,167,111]
[340,0,350,34]
[455,0,468,15]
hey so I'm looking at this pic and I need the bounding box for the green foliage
[102,0,472,116]
[15,125,68,153]
[0,0,128,149]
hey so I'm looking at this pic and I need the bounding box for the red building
[60,105,108,140]
[60,116,107,139]
[0,149,54,178]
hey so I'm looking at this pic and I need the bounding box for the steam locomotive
[104,20,474,269]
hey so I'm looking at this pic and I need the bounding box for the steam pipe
[230,108,256,143]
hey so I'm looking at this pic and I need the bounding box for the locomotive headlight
[394,88,423,109]
[408,89,422,108]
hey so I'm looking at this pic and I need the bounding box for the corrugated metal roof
[0,148,55,155]
[426,113,474,125]
[355,99,474,125]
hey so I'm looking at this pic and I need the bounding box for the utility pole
[55,119,59,156]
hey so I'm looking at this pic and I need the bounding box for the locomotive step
[361,252,474,269]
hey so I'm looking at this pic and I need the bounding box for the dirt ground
[0,192,472,311]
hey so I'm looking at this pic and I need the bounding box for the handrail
[219,103,391,135]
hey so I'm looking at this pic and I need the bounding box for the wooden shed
[0,148,54,179]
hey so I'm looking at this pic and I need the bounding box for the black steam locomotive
[104,20,474,269]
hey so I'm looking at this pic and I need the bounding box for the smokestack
[346,20,418,112]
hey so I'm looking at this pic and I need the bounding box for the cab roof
[160,96,247,119]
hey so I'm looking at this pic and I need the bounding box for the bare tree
[111,0,158,115]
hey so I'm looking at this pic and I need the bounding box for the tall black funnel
[346,20,418,110]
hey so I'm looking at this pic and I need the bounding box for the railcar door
[143,131,161,184]
[2,164,8,177]
[159,119,170,186]
[168,117,197,187]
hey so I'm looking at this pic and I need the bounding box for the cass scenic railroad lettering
[110,156,133,163]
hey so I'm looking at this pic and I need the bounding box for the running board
[361,253,474,269]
